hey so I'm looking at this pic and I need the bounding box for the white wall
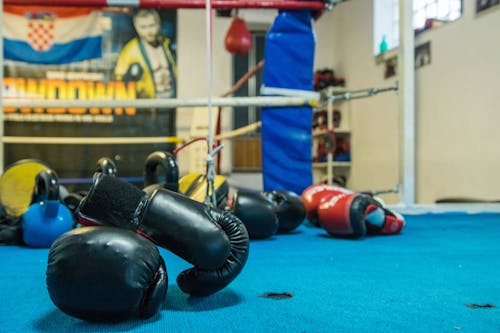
[414,2,500,203]
[316,0,500,204]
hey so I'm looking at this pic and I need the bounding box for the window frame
[373,0,463,55]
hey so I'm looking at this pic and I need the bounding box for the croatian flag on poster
[3,6,102,64]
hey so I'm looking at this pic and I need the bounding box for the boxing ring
[0,0,418,207]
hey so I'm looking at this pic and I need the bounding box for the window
[232,31,265,130]
[231,31,266,171]
[373,0,462,55]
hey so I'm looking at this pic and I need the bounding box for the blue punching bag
[261,10,315,195]
[22,169,73,248]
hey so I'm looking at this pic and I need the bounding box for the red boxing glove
[317,193,384,238]
[301,184,353,226]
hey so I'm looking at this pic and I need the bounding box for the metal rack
[313,84,398,186]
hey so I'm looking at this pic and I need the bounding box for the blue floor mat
[0,213,499,332]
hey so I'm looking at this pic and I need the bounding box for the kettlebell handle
[32,169,60,203]
[96,157,117,176]
[144,151,179,192]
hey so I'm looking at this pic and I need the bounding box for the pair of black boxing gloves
[227,189,306,239]
[46,173,250,322]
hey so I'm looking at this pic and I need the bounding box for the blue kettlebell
[22,169,73,248]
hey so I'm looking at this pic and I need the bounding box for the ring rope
[173,137,207,155]
[2,121,260,145]
[221,60,265,98]
[3,0,328,10]
[2,96,317,109]
[2,136,183,145]
[204,0,220,207]
[214,121,261,141]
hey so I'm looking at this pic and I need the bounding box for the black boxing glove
[0,205,22,245]
[263,190,306,233]
[46,227,167,322]
[62,157,117,218]
[228,190,279,239]
[77,174,249,296]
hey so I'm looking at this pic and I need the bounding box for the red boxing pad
[301,184,353,225]
[224,17,252,55]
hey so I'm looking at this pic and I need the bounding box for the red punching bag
[224,17,252,55]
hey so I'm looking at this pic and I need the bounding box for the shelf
[313,162,351,168]
[324,86,348,95]
[313,104,345,112]
[312,87,352,186]
[375,48,398,65]
[312,128,350,137]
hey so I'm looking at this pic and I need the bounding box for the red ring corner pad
[4,0,327,10]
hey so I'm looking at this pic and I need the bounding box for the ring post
[261,10,315,195]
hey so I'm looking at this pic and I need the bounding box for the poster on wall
[476,0,500,13]
[2,5,177,190]
[415,41,431,69]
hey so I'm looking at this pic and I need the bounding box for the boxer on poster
[115,9,177,99]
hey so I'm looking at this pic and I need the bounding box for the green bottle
[379,35,388,54]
